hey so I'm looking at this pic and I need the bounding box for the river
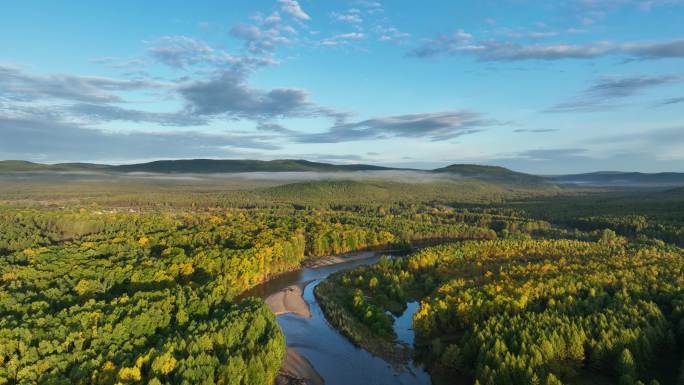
[244,254,432,385]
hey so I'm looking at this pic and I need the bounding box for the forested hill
[0,159,393,173]
[0,160,109,172]
[431,164,548,184]
[251,179,560,205]
[111,159,394,173]
[666,186,684,195]
[552,171,684,186]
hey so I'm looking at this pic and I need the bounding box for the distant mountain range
[1,159,683,187]
[0,160,546,184]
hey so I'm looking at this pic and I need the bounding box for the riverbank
[265,281,312,318]
[276,348,325,385]
[254,248,432,385]
[266,283,323,385]
[264,250,383,385]
[313,278,411,366]
[239,250,387,301]
[264,249,413,366]
[302,250,377,268]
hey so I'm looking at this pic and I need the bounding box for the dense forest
[0,175,683,384]
[0,177,548,385]
[316,194,684,385]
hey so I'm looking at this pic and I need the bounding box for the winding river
[244,254,432,385]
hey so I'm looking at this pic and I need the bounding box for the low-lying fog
[0,170,460,184]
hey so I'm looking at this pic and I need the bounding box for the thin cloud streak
[654,96,684,106]
[296,111,497,143]
[409,36,684,61]
[67,103,208,126]
[548,74,682,112]
[0,64,167,103]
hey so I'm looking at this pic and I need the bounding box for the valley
[0,163,683,385]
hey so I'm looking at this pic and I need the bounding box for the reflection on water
[246,256,432,385]
[393,301,421,346]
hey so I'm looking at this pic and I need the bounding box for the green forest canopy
[0,177,682,385]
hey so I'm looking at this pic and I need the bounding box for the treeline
[568,215,684,246]
[318,240,684,385]
[504,190,684,247]
[0,178,560,210]
[0,204,545,259]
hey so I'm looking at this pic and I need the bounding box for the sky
[1,0,683,174]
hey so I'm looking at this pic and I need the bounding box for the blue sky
[1,0,683,173]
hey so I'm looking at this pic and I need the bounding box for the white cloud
[146,35,275,69]
[331,10,363,24]
[321,32,366,46]
[376,26,411,42]
[279,0,311,21]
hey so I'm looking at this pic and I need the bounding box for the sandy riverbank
[265,251,379,317]
[275,348,325,385]
[267,250,382,385]
[302,250,376,268]
[265,281,312,318]
[266,283,323,385]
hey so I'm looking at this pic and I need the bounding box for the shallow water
[393,301,421,346]
[246,256,432,385]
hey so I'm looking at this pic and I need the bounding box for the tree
[618,349,636,379]
[545,373,563,385]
